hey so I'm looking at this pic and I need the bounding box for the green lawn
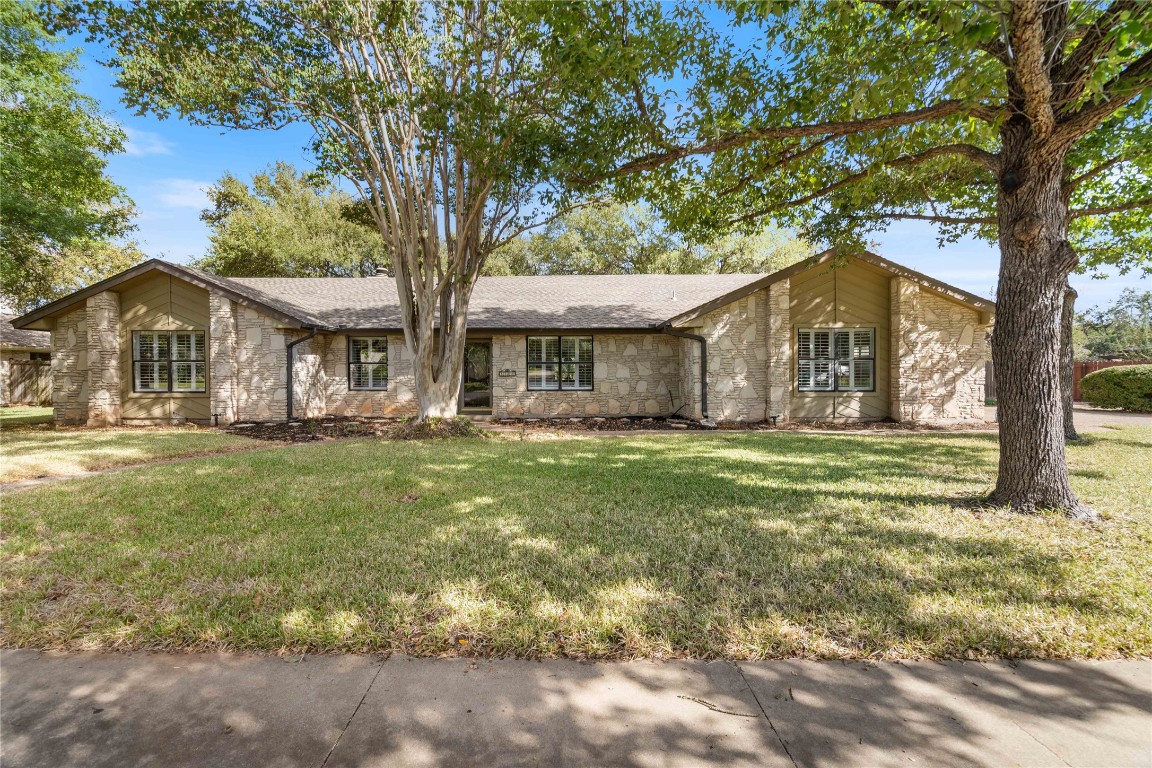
[0,427,261,482]
[0,405,53,427]
[2,428,1149,659]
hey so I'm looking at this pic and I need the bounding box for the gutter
[285,326,321,421]
[658,324,714,427]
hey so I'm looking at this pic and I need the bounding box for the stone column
[209,294,238,425]
[890,277,921,423]
[765,279,792,422]
[85,290,121,426]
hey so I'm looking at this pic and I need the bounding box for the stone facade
[489,333,680,417]
[51,307,88,424]
[85,291,121,426]
[765,280,792,422]
[209,294,239,425]
[689,293,768,422]
[321,334,417,417]
[234,306,289,422]
[890,278,987,423]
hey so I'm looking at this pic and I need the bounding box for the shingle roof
[0,315,50,349]
[215,272,767,330]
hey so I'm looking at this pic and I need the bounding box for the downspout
[659,324,714,427]
[285,326,320,422]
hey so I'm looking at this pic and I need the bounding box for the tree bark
[988,123,1095,519]
[1061,280,1079,441]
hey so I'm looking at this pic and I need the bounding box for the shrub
[1079,365,1152,413]
[388,416,486,440]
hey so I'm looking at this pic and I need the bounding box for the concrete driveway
[986,404,1150,432]
[2,650,1149,768]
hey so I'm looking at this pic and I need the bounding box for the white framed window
[528,335,593,391]
[133,330,205,393]
[797,328,875,392]
[348,336,388,390]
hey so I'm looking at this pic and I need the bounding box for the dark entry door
[460,340,492,411]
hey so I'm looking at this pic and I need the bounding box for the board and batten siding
[117,272,212,421]
[789,257,892,420]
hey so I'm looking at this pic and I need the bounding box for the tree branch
[584,99,1003,184]
[1010,0,1057,138]
[1052,48,1152,149]
[859,212,997,225]
[1070,196,1152,218]
[728,143,999,225]
[1065,154,1127,192]
[1054,0,1142,106]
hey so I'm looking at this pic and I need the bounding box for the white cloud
[154,179,212,210]
[122,126,175,157]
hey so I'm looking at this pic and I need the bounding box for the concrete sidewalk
[1,651,1148,768]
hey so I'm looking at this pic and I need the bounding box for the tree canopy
[194,162,390,279]
[1,0,136,311]
[484,202,811,277]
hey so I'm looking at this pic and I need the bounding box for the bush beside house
[1079,365,1152,413]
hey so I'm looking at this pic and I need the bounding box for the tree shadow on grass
[3,431,1146,661]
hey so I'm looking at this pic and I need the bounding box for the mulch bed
[225,414,997,442]
[224,416,403,442]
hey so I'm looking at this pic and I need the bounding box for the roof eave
[663,249,995,328]
[10,260,316,330]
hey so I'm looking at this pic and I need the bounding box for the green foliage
[0,0,135,309]
[587,1,1152,275]
[3,238,145,313]
[193,163,389,278]
[484,202,811,276]
[1075,289,1152,361]
[1079,365,1152,413]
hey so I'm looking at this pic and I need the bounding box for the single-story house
[1,314,52,406]
[10,250,994,427]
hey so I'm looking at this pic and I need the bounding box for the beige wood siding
[118,273,212,421]
[789,258,891,420]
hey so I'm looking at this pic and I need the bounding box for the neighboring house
[10,250,994,427]
[1,314,52,406]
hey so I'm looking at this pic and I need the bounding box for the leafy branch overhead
[588,0,1152,275]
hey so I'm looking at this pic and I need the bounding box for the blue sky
[70,36,1144,310]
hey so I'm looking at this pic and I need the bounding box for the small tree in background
[195,162,389,278]
[1075,289,1152,360]
[484,202,811,276]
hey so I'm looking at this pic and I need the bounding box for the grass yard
[0,426,261,482]
[2,428,1149,659]
[0,406,53,428]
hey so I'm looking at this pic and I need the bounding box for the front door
[460,340,492,411]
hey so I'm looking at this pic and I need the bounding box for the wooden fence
[6,360,51,405]
[1073,360,1152,401]
[984,359,1151,402]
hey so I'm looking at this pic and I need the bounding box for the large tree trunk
[407,279,472,422]
[1061,281,1079,441]
[988,125,1094,519]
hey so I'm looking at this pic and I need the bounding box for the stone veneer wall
[321,334,417,417]
[764,280,792,422]
[489,333,680,417]
[890,278,987,423]
[687,292,769,422]
[85,291,121,426]
[912,291,987,421]
[209,294,239,424]
[234,306,289,422]
[52,307,88,424]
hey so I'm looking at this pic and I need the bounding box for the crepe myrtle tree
[582,0,1151,518]
[61,0,694,419]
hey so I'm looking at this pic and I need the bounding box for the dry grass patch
[0,426,261,482]
[1,428,1149,659]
